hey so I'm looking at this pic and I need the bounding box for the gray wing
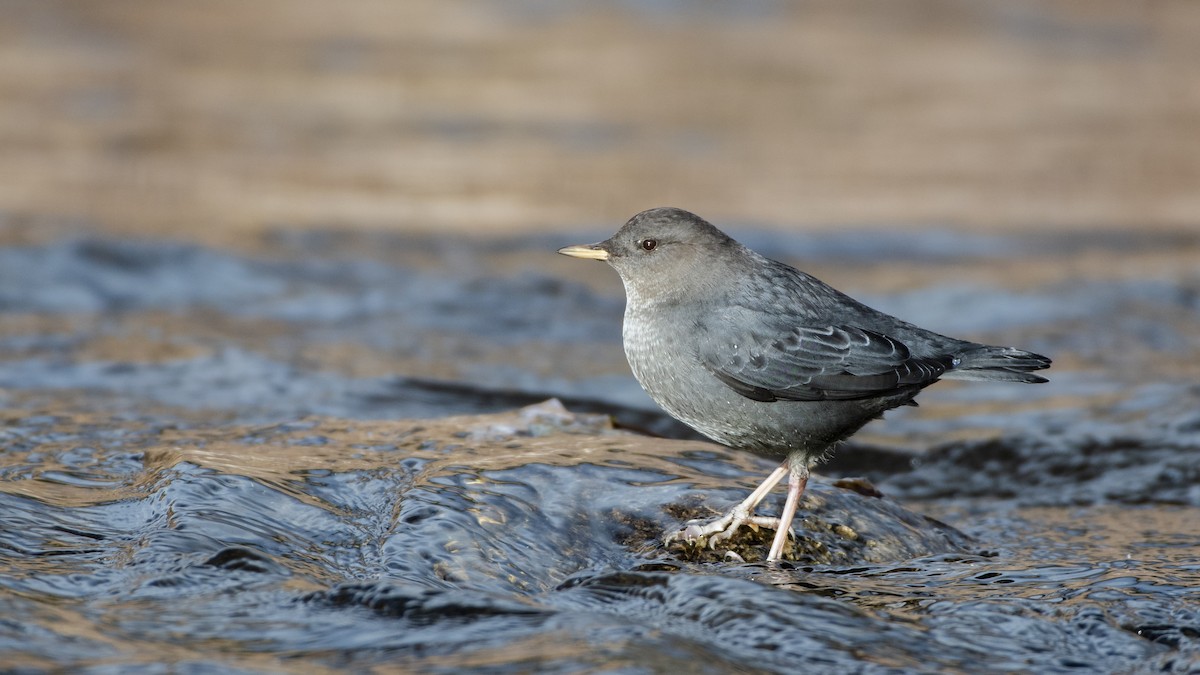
[701,324,957,403]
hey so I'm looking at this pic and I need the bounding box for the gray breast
[621,303,904,459]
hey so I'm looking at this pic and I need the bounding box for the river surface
[2,229,1198,673]
[3,1,1200,673]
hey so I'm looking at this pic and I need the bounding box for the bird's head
[558,207,739,299]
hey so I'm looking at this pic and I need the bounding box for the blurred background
[3,0,1199,432]
[3,0,1197,245]
[2,0,1199,437]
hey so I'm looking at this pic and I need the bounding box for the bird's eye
[640,239,657,251]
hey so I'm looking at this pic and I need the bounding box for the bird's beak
[557,243,609,261]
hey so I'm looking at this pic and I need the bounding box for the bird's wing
[700,323,956,402]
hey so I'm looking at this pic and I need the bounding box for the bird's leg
[766,462,810,561]
[665,461,789,547]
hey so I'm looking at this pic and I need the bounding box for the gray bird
[559,207,1050,561]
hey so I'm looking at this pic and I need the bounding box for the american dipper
[559,207,1051,561]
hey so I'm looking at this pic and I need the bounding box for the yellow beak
[557,244,609,261]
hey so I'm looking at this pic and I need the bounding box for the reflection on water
[1,226,1198,671]
[1,223,1197,671]
[1,403,1197,672]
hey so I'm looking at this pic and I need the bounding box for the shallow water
[2,403,1197,673]
[2,229,1199,673]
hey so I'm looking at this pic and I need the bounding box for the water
[2,229,1198,673]
[2,403,1197,673]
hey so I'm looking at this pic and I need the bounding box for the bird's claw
[664,510,788,550]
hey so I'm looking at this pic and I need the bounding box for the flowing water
[1,230,1198,674]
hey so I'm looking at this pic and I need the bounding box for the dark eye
[640,239,657,251]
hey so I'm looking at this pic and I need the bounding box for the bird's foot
[664,506,788,550]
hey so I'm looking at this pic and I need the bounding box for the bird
[558,207,1051,562]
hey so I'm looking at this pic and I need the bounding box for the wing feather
[702,324,955,402]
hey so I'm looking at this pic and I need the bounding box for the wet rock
[662,480,970,565]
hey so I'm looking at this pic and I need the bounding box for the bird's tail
[943,345,1051,383]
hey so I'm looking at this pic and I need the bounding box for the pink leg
[665,461,788,546]
[731,462,789,517]
[766,463,810,561]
